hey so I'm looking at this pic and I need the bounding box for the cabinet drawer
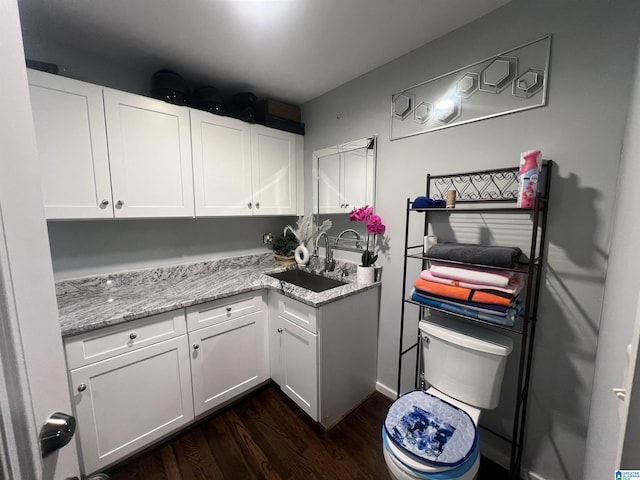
[65,310,186,369]
[277,295,317,333]
[186,292,264,332]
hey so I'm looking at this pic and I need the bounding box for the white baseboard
[526,471,547,480]
[376,381,396,400]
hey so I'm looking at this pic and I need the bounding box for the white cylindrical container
[357,265,375,284]
[424,235,438,254]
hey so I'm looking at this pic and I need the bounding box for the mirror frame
[312,135,377,253]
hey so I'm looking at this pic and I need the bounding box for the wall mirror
[312,136,377,252]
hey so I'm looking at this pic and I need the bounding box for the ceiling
[18,0,511,105]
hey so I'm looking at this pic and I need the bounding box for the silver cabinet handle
[129,332,137,340]
[277,328,283,333]
[226,307,232,313]
[115,200,124,209]
[193,344,200,350]
[77,384,86,392]
[99,199,109,208]
[247,202,252,208]
[255,202,260,209]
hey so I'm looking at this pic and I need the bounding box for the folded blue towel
[413,196,446,209]
[410,289,518,326]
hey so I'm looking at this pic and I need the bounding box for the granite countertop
[56,253,379,338]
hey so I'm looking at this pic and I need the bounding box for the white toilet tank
[419,319,513,410]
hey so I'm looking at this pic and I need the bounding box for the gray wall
[47,217,295,280]
[302,1,639,478]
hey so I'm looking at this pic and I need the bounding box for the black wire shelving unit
[396,161,552,479]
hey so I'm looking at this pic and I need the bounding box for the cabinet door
[190,110,253,216]
[342,149,369,211]
[317,151,343,214]
[189,310,267,416]
[69,335,193,475]
[103,89,194,218]
[250,125,299,215]
[27,69,113,219]
[272,315,318,420]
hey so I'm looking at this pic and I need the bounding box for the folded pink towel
[420,270,524,296]
[429,262,516,288]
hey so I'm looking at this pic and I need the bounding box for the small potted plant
[349,205,386,284]
[272,230,299,266]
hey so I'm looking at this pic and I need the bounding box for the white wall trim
[376,381,396,400]
[526,471,548,480]
[0,211,41,480]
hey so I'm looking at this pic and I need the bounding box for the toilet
[382,318,513,480]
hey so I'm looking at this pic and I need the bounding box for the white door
[615,294,640,463]
[250,125,298,215]
[0,3,81,478]
[27,70,113,219]
[189,310,267,416]
[274,317,318,420]
[70,335,194,475]
[103,89,194,218]
[190,110,253,216]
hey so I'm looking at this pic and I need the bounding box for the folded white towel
[429,262,518,288]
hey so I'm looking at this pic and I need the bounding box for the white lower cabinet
[65,287,378,474]
[269,306,319,419]
[186,292,268,416]
[268,288,380,429]
[65,310,193,475]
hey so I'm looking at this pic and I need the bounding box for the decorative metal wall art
[390,35,551,140]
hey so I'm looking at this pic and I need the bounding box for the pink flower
[349,205,373,222]
[367,215,386,235]
[349,205,385,267]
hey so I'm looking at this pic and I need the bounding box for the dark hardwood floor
[106,383,511,480]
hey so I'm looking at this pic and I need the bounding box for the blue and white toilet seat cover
[382,427,480,479]
[384,390,478,468]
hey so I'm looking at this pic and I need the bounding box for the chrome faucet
[336,229,362,248]
[314,232,336,272]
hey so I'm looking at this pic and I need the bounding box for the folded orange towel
[414,277,513,306]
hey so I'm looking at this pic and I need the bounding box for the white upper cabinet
[317,152,341,214]
[317,148,373,214]
[342,148,372,209]
[191,112,303,216]
[28,70,302,219]
[190,110,253,216]
[103,89,194,218]
[250,125,300,216]
[27,69,113,219]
